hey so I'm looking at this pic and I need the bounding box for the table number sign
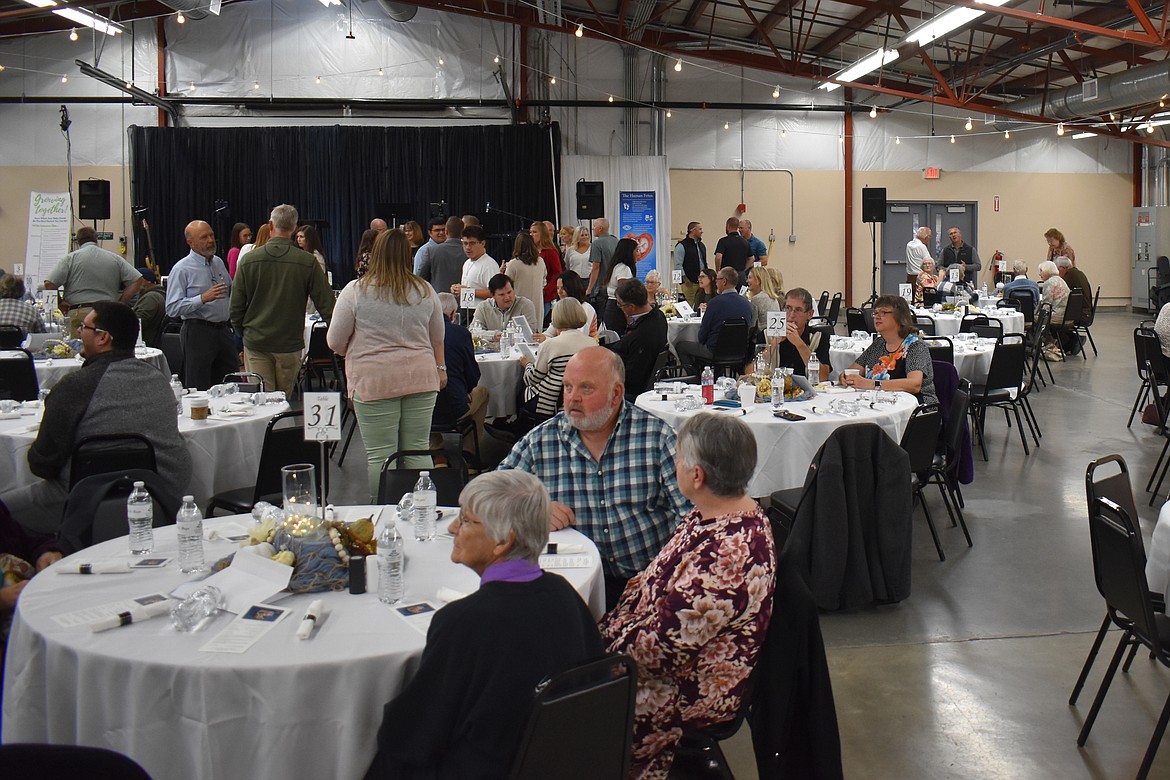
[672,270,683,285]
[998,258,1008,272]
[766,310,786,339]
[304,392,342,441]
[459,286,478,310]
[948,267,960,283]
[899,284,913,302]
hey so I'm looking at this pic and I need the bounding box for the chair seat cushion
[970,385,1017,402]
[206,487,255,516]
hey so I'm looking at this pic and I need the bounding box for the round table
[666,317,701,357]
[912,307,1024,337]
[635,388,919,497]
[33,347,170,391]
[1,509,604,780]
[475,352,522,418]
[830,336,997,384]
[1146,500,1170,614]
[0,394,289,503]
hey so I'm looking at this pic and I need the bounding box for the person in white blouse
[601,238,639,336]
[564,226,593,279]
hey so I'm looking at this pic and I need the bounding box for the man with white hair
[906,226,933,286]
[364,470,603,779]
[1001,259,1041,307]
[500,346,691,608]
[230,204,335,394]
[586,217,618,295]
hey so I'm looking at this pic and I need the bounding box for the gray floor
[326,311,1170,779]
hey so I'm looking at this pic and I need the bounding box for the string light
[772,86,780,99]
[839,134,845,144]
[895,136,900,144]
[965,117,973,131]
[869,105,877,119]
[315,75,321,84]
[252,80,260,90]
[1056,122,1065,136]
[69,28,78,42]
[1109,113,1117,122]
[437,57,444,66]
[1148,123,1157,134]
[549,76,555,85]
[60,75,68,83]
[190,82,196,92]
[0,65,5,72]
[950,134,956,143]
[493,55,499,64]
[608,95,614,103]
[724,121,730,130]
[575,23,583,38]
[378,67,383,76]
[666,110,671,118]
[781,129,787,138]
[674,59,682,72]
[176,11,185,24]
[1004,130,1010,139]
[125,80,133,89]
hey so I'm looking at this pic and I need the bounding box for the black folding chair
[922,287,941,308]
[924,336,954,365]
[1006,291,1035,328]
[899,404,946,561]
[1075,285,1101,357]
[1074,496,1170,780]
[0,325,24,349]
[914,315,936,336]
[969,342,1034,460]
[926,379,974,548]
[707,318,750,379]
[377,448,466,506]
[0,744,153,780]
[1053,292,1087,360]
[159,330,184,386]
[0,348,38,402]
[960,314,1004,341]
[58,469,181,554]
[299,321,343,394]
[509,654,637,780]
[205,410,329,515]
[69,434,157,489]
[1131,326,1165,428]
[825,293,843,328]
[816,290,830,317]
[845,307,868,334]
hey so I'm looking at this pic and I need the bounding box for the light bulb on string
[437,57,444,66]
[69,28,78,42]
[125,80,133,89]
[895,136,900,144]
[965,117,973,131]
[950,134,956,143]
[575,23,583,38]
[252,81,260,91]
[772,86,780,99]
[378,68,384,76]
[608,95,614,103]
[666,110,672,118]
[1004,130,1010,139]
[724,121,730,130]
[61,75,68,83]
[839,134,845,144]
[549,76,555,85]
[869,105,877,119]
[176,11,185,24]
[1057,122,1065,136]
[315,75,321,84]
[674,59,682,72]
[493,55,499,64]
[0,65,6,72]
[1148,123,1157,134]
[781,129,787,138]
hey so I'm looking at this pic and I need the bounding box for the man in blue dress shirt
[164,220,238,390]
[674,267,754,375]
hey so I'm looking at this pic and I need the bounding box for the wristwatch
[874,380,882,390]
[436,364,447,372]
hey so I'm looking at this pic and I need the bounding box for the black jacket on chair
[608,307,668,400]
[783,422,913,610]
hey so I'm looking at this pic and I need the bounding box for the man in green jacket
[230,203,335,394]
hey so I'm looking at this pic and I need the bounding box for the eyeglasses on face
[784,305,809,314]
[79,323,107,334]
[872,309,895,317]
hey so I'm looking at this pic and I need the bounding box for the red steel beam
[945,0,1165,48]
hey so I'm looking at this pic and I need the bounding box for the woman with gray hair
[601,412,776,779]
[366,469,603,780]
[0,275,46,340]
[520,297,595,422]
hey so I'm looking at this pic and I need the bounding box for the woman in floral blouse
[600,412,776,779]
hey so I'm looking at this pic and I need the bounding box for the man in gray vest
[673,222,707,305]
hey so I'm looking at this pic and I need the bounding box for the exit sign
[923,167,942,180]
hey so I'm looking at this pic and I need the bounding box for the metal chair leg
[1077,631,1134,746]
[1137,691,1170,780]
[1069,614,1111,706]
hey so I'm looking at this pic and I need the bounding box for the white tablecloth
[0,394,288,503]
[33,347,170,391]
[1147,500,1170,610]
[475,353,522,418]
[1,509,604,780]
[666,317,702,357]
[912,307,1025,337]
[830,336,997,384]
[635,389,919,496]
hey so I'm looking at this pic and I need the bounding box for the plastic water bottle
[126,481,154,555]
[807,353,820,382]
[701,365,714,405]
[981,282,989,299]
[378,524,405,604]
[170,374,183,415]
[771,368,784,409]
[177,495,206,573]
[412,472,437,542]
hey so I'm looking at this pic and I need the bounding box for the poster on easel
[619,191,657,280]
[25,192,71,289]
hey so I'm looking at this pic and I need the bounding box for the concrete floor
[326,310,1170,779]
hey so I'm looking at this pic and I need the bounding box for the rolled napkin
[90,599,174,632]
[436,586,470,603]
[546,542,586,555]
[296,599,325,640]
[58,562,132,575]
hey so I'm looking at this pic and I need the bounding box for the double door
[876,201,978,297]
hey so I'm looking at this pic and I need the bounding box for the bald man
[370,218,388,234]
[165,220,239,389]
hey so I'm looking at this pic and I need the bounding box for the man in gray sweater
[1,301,191,533]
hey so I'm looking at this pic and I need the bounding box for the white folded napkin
[90,599,173,632]
[58,561,132,575]
[296,599,325,639]
[546,542,585,554]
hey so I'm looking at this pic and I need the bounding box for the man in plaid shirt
[500,346,691,608]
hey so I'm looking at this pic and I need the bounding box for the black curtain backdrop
[129,123,561,285]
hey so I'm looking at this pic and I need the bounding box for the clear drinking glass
[279,463,322,538]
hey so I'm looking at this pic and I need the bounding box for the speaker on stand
[861,187,887,306]
[78,180,111,223]
[577,180,604,220]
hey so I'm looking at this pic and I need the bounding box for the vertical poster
[25,192,71,288]
[619,190,656,280]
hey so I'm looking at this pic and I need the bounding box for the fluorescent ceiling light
[906,0,1010,47]
[18,0,57,7]
[319,0,341,5]
[53,7,123,35]
[818,49,898,92]
[1070,132,1095,140]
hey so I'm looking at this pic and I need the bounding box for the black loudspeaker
[78,180,111,220]
[861,187,887,224]
[577,181,604,220]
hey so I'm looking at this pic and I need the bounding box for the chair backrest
[1086,455,1141,557]
[0,325,24,349]
[597,328,620,345]
[224,371,265,393]
[711,318,749,363]
[252,411,329,503]
[1006,291,1035,324]
[1135,329,1166,384]
[1083,285,1100,325]
[305,321,333,360]
[996,298,1020,312]
[983,341,1026,393]
[924,336,954,364]
[378,448,466,505]
[913,315,935,336]
[58,469,181,554]
[1062,292,1085,327]
[70,434,157,488]
[922,287,940,307]
[1090,497,1163,656]
[942,379,971,469]
[825,293,843,326]
[845,308,867,333]
[899,404,943,473]
[644,348,671,393]
[509,654,637,780]
[960,315,1003,340]
[159,331,184,385]
[816,290,830,316]
[0,743,153,779]
[0,348,39,402]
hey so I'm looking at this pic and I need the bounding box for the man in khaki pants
[230,204,335,394]
[43,226,143,338]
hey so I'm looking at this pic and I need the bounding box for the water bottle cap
[133,481,145,488]
[182,495,194,502]
[420,470,430,476]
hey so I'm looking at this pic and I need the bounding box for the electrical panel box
[1133,206,1170,311]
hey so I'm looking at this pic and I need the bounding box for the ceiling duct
[995,59,1170,131]
[375,0,418,22]
[158,0,210,21]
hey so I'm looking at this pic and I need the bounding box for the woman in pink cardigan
[328,229,446,500]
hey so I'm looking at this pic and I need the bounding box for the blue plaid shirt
[499,402,692,578]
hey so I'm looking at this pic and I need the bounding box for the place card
[199,603,291,654]
[539,554,594,569]
[51,593,172,628]
[173,550,293,615]
[394,602,440,636]
[512,315,538,343]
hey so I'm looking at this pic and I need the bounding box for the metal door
[878,201,978,296]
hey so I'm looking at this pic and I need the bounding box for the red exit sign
[923,167,942,180]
